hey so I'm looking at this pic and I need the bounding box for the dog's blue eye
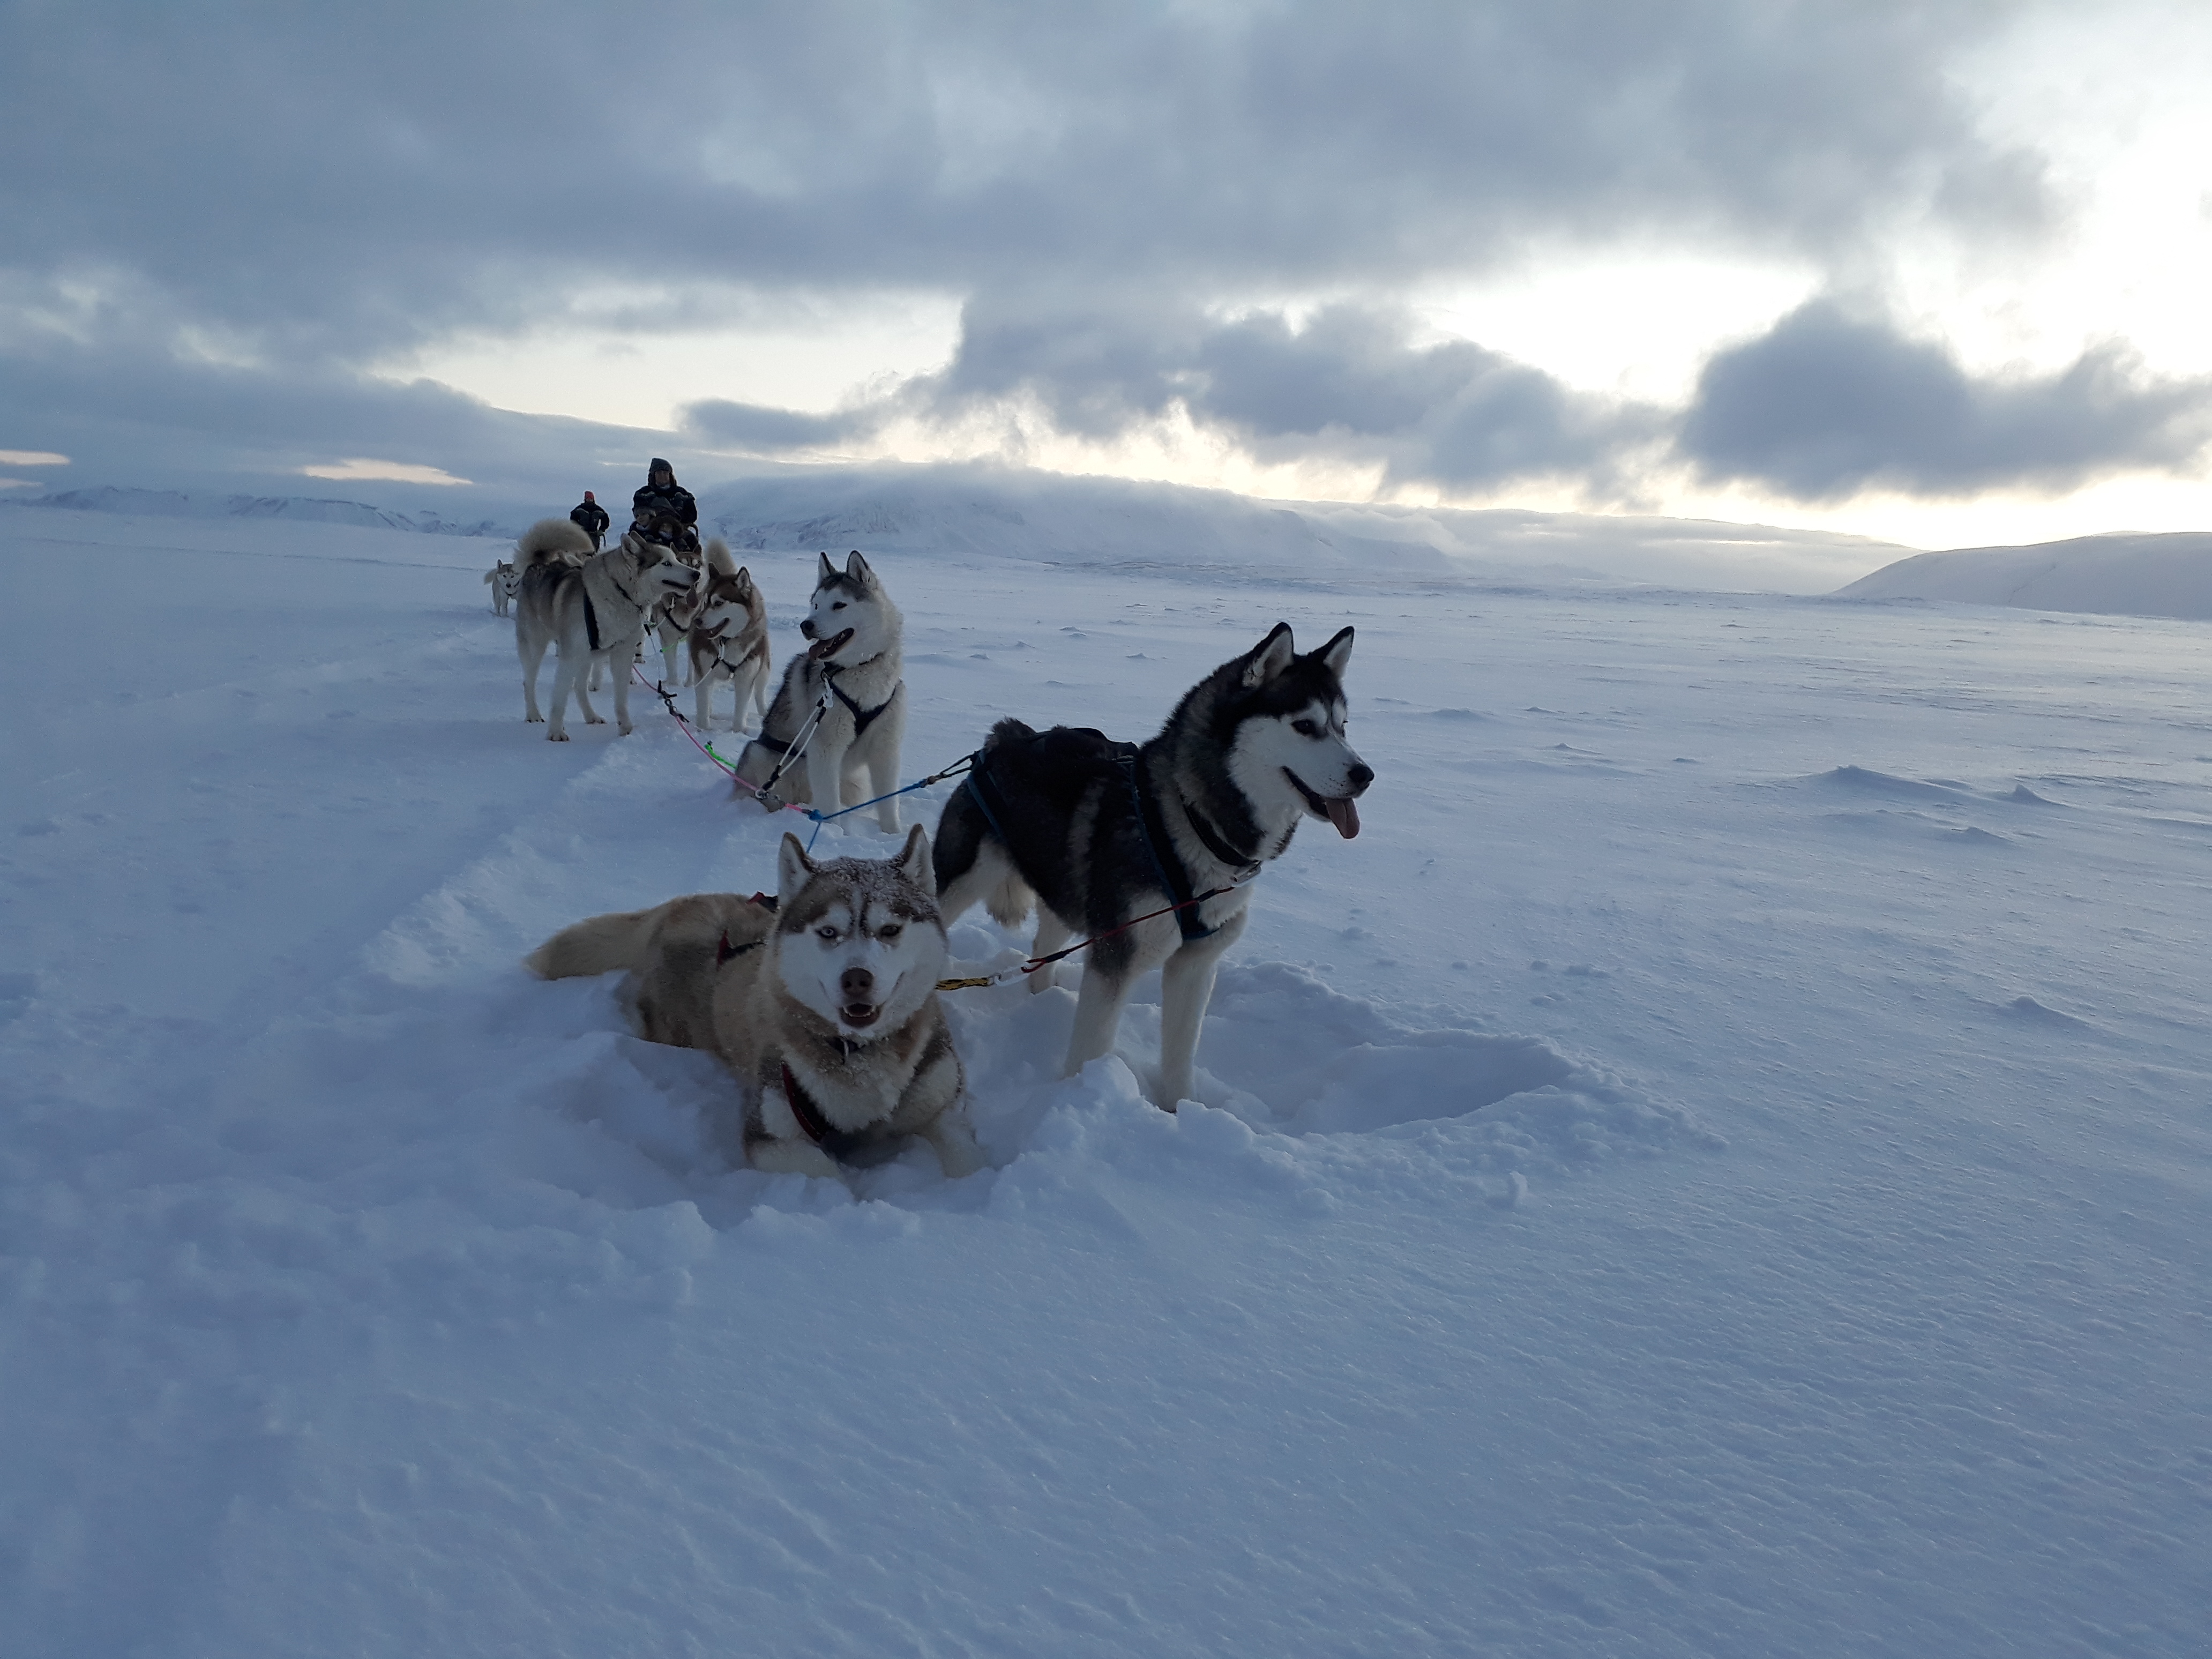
[817,927,838,943]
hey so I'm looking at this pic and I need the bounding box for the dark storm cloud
[0,335,668,505]
[3,0,2036,367]
[17,0,2183,505]
[683,298,1663,494]
[1680,302,2212,498]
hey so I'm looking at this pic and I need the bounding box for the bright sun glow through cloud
[300,459,473,487]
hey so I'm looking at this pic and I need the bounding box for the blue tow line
[797,755,976,852]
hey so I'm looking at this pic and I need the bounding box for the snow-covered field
[3,508,2208,1657]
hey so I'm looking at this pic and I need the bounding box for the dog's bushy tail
[525,902,672,980]
[985,871,1034,929]
[517,517,594,569]
[704,537,737,578]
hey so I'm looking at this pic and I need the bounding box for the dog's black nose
[799,619,818,639]
[841,966,875,998]
[1347,763,1374,794]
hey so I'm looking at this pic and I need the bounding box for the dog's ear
[817,550,838,586]
[777,832,816,907]
[735,566,754,598]
[845,551,873,590]
[1314,625,1354,682]
[894,822,934,894]
[1240,623,1297,689]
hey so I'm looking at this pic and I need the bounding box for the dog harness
[779,1062,866,1158]
[823,659,900,737]
[1118,749,1221,944]
[577,561,648,654]
[964,735,1254,945]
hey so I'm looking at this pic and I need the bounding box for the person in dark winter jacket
[569,490,611,550]
[631,459,698,552]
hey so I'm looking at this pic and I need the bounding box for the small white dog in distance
[525,824,979,1180]
[483,559,518,616]
[733,551,907,833]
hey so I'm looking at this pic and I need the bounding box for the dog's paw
[548,730,570,742]
[525,713,544,723]
[748,1137,842,1180]
[585,713,606,725]
[617,722,633,736]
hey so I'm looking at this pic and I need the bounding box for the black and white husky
[512,519,699,742]
[732,551,907,833]
[933,623,1372,1109]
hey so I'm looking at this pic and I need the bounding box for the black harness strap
[582,589,601,652]
[1183,801,1261,873]
[962,747,1014,847]
[824,668,899,737]
[780,1063,865,1158]
[1118,749,1216,944]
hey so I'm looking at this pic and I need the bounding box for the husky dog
[933,623,1372,1110]
[513,519,699,741]
[589,519,701,692]
[683,541,771,731]
[525,825,980,1180]
[733,551,907,833]
[647,532,710,688]
[483,559,519,616]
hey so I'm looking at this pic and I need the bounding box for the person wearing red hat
[569,489,611,551]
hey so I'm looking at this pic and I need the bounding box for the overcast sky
[4,0,2209,548]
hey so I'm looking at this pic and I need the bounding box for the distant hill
[693,467,1901,594]
[6,467,1911,592]
[1835,532,2212,621]
[6,485,515,539]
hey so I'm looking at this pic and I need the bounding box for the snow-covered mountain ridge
[6,485,513,537]
[1838,530,2212,620]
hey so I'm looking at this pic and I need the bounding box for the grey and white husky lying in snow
[527,825,980,1180]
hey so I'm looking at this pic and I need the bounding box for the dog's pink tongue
[1324,796,1361,839]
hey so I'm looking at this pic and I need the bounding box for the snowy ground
[3,509,2208,1657]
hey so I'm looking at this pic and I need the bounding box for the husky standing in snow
[932,623,1372,1110]
[645,530,708,689]
[733,551,907,832]
[681,541,771,732]
[483,559,519,616]
[526,825,981,1180]
[512,518,699,741]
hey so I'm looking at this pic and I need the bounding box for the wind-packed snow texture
[3,508,2207,1657]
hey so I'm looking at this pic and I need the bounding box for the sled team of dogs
[513,513,1374,1179]
[504,518,769,740]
